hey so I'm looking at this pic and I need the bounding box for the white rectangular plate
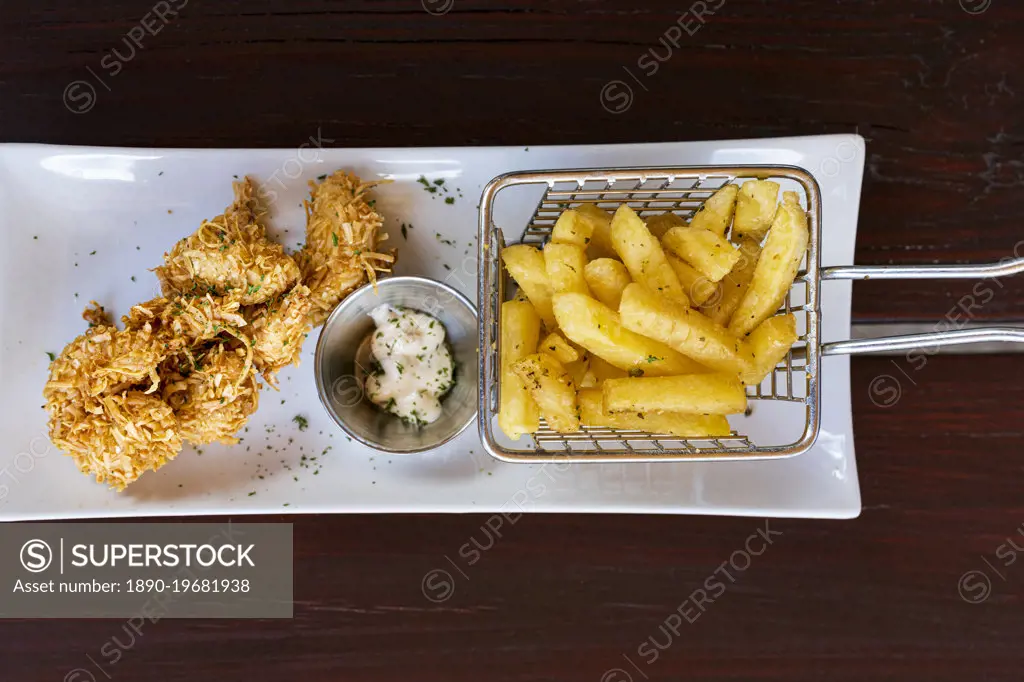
[0,135,863,520]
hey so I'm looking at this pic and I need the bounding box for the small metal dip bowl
[314,276,478,453]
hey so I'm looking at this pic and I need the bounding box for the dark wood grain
[2,1,1023,680]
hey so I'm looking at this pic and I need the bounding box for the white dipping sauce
[364,304,454,425]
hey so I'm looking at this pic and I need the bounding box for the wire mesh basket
[476,165,1024,464]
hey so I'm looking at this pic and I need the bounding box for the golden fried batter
[82,300,113,327]
[48,391,182,491]
[43,324,184,489]
[44,324,171,400]
[155,178,300,305]
[221,175,264,235]
[161,342,260,445]
[123,294,248,347]
[296,171,394,326]
[245,284,312,384]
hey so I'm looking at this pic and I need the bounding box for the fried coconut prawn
[43,324,182,489]
[244,284,313,384]
[155,178,301,305]
[296,171,394,326]
[161,342,260,445]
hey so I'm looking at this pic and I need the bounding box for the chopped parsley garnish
[436,233,456,247]
[45,352,56,362]
[445,197,455,205]
[292,415,309,431]
[646,355,660,363]
[332,232,339,247]
[400,223,408,240]
[246,284,262,296]
[629,368,645,377]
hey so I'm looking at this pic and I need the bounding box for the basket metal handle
[821,257,1024,281]
[819,256,1024,357]
[822,328,1024,357]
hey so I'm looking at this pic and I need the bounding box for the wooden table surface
[3,1,1023,680]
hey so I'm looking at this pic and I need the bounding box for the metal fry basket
[476,166,1024,464]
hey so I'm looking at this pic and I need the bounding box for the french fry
[576,204,617,260]
[645,211,686,238]
[538,331,580,364]
[552,293,707,377]
[661,226,740,282]
[701,238,761,326]
[564,357,591,388]
[587,353,628,383]
[729,192,808,336]
[583,258,632,310]
[688,184,738,237]
[502,244,556,329]
[618,283,755,376]
[498,300,541,439]
[740,313,798,385]
[578,388,731,437]
[732,180,780,241]
[610,205,690,306]
[544,242,590,295]
[603,374,747,415]
[666,253,718,306]
[512,353,580,433]
[551,209,593,248]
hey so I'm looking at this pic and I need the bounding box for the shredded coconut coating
[123,294,248,346]
[245,284,313,385]
[161,342,260,445]
[82,300,113,328]
[154,178,301,305]
[296,171,394,326]
[49,390,183,491]
[43,324,181,489]
[44,324,172,400]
